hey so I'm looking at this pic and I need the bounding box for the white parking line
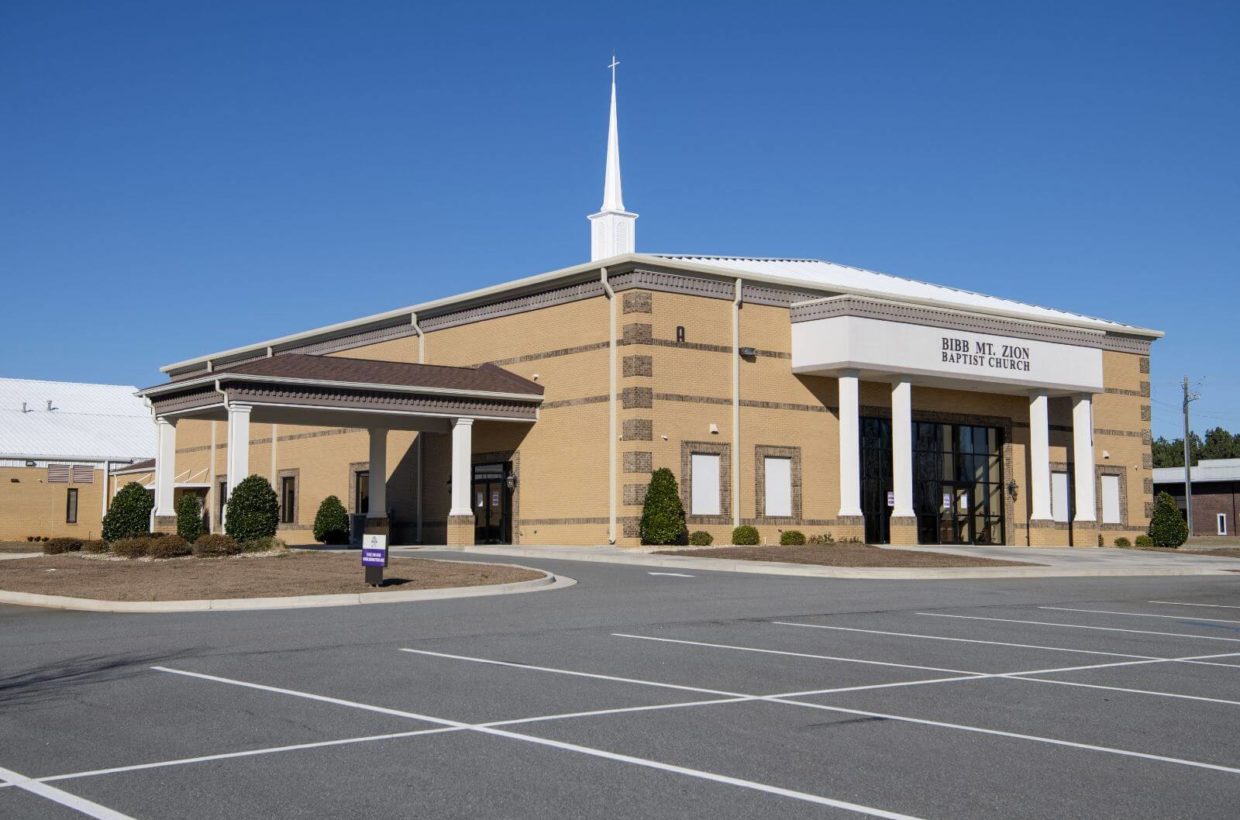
[1151,601,1240,610]
[404,645,1240,776]
[0,764,134,820]
[618,632,1240,707]
[152,666,917,819]
[648,572,695,578]
[773,621,1165,661]
[1041,606,1240,626]
[918,612,1240,646]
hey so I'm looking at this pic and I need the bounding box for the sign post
[361,533,388,587]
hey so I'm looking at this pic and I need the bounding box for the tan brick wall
[0,466,105,541]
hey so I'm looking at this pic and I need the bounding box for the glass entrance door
[472,462,512,545]
[938,484,973,545]
[914,422,1005,546]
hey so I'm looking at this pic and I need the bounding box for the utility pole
[1182,376,1200,535]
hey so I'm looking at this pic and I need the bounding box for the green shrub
[731,525,760,545]
[43,537,82,555]
[688,530,713,546]
[193,533,241,557]
[639,468,687,546]
[148,535,191,559]
[313,495,350,544]
[241,536,287,554]
[807,532,835,545]
[176,493,205,542]
[110,537,151,559]
[103,482,153,542]
[1148,491,1189,548]
[1135,534,1153,548]
[224,475,279,542]
[81,539,108,554]
[1113,537,1132,548]
[780,530,806,546]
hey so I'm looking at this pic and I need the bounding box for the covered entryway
[139,354,543,547]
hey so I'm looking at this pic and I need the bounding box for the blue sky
[2,1,1236,439]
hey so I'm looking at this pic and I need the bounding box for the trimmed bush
[1135,534,1153,548]
[103,482,153,542]
[241,536,287,554]
[43,537,82,555]
[731,525,760,546]
[224,475,279,542]
[81,539,108,554]
[688,530,713,546]
[1113,537,1132,548]
[149,535,191,559]
[193,534,241,558]
[110,537,151,559]
[313,495,350,545]
[807,532,835,545]
[176,493,205,542]
[780,530,806,546]
[640,468,688,546]
[1148,491,1189,548]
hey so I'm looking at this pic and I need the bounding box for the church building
[139,70,1160,549]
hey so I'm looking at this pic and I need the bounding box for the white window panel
[1219,514,1228,536]
[1051,472,1071,523]
[1101,475,1121,524]
[691,454,721,516]
[764,457,792,517]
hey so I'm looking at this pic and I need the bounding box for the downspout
[732,278,743,529]
[601,268,618,544]
[214,380,227,530]
[411,312,425,544]
[208,418,217,532]
[101,460,110,521]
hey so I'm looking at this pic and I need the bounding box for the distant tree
[1199,427,1240,461]
[1152,432,1204,468]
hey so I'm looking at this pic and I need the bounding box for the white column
[449,418,473,517]
[891,380,914,518]
[837,371,863,517]
[1029,391,1052,521]
[368,428,387,520]
[1072,394,1096,523]
[154,417,177,517]
[226,404,251,494]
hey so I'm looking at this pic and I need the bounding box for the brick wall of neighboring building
[1154,481,1240,537]
[161,276,1154,547]
[0,466,105,541]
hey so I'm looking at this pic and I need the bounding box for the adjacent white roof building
[0,377,155,464]
[1153,459,1240,485]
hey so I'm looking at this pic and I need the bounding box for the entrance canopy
[140,353,543,430]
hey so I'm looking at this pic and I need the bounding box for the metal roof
[1153,459,1240,485]
[0,377,154,462]
[159,251,1163,375]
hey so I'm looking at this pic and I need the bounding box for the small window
[280,475,297,524]
[764,457,792,517]
[218,479,228,522]
[66,488,78,524]
[690,454,721,516]
[1219,514,1228,536]
[675,326,686,344]
[355,470,370,515]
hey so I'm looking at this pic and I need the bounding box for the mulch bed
[0,552,542,601]
[656,543,1035,568]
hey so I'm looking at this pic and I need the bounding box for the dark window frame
[65,487,79,524]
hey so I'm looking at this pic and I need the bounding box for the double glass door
[472,462,512,545]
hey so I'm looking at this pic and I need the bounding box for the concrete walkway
[397,543,1240,579]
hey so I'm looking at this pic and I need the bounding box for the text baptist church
[136,67,1160,550]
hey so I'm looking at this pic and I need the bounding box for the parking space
[2,562,1239,819]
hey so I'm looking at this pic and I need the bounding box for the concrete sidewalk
[396,543,1240,579]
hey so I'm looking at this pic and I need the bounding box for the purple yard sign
[361,533,388,568]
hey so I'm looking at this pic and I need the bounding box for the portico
[140,354,542,546]
[792,295,1106,547]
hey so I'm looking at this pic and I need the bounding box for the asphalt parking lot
[2,552,1239,819]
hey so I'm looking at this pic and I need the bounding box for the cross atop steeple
[588,54,637,261]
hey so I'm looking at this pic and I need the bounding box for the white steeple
[589,55,637,261]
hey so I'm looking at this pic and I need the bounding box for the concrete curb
[0,561,575,614]
[437,546,1239,580]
